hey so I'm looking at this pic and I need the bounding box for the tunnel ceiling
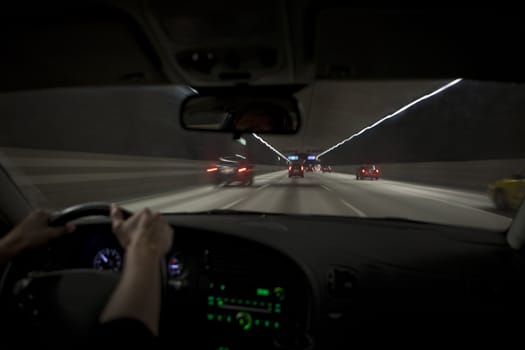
[263,80,451,155]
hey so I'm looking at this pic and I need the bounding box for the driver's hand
[1,210,75,256]
[110,204,173,256]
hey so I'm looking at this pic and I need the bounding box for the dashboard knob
[235,311,253,331]
[274,287,286,301]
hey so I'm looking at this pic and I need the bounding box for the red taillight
[288,166,291,171]
[206,167,218,172]
[361,169,365,173]
[301,166,304,171]
[238,167,247,173]
[374,169,379,173]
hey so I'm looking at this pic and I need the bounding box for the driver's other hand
[4,209,75,254]
[110,204,173,256]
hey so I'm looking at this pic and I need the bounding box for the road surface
[121,171,511,231]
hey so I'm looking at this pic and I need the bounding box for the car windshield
[0,5,525,232]
[0,80,522,232]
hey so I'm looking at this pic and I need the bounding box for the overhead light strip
[316,78,463,159]
[252,133,287,160]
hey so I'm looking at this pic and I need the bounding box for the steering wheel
[0,203,166,342]
[48,202,132,225]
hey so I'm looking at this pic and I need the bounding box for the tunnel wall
[0,148,283,209]
[0,86,284,165]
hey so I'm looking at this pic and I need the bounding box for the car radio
[205,279,287,333]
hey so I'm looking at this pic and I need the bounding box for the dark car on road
[356,164,380,180]
[206,155,254,186]
[288,162,304,178]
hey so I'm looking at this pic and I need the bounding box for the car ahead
[356,164,380,180]
[304,163,314,172]
[206,156,254,186]
[488,171,525,210]
[288,162,304,177]
[322,165,332,173]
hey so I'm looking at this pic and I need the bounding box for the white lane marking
[222,197,248,209]
[256,184,270,192]
[340,199,367,217]
[321,184,333,192]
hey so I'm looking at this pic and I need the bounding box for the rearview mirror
[181,94,301,134]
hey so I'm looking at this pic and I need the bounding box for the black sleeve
[91,318,155,346]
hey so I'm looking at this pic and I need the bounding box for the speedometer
[168,253,186,278]
[93,248,122,272]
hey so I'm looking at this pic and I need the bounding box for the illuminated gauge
[93,248,122,272]
[167,254,185,278]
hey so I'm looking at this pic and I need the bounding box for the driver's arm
[0,210,74,267]
[98,206,173,337]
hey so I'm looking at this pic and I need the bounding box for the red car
[304,163,314,172]
[356,164,380,180]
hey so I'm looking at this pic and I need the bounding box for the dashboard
[45,220,311,349]
[6,213,525,348]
